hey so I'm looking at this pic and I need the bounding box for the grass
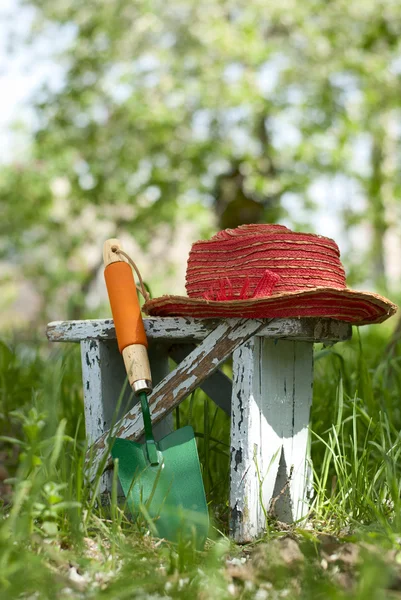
[1,323,401,598]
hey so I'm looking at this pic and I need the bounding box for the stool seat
[47,316,351,542]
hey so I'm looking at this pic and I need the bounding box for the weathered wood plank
[81,339,134,493]
[81,340,103,444]
[230,338,264,543]
[47,317,352,344]
[86,318,267,480]
[81,340,133,444]
[47,317,219,343]
[230,338,314,542]
[264,340,314,523]
[81,339,110,495]
[168,343,232,415]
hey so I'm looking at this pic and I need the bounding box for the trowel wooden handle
[103,238,152,395]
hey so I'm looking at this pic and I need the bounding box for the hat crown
[185,224,346,301]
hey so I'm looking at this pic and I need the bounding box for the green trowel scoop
[103,239,208,547]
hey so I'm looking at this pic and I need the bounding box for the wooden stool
[47,316,351,542]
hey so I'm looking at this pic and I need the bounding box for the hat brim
[143,287,397,325]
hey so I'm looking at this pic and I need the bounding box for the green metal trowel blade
[111,425,209,547]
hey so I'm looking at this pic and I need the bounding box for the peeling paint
[172,375,197,398]
[230,337,314,542]
[47,316,351,344]
[230,503,243,530]
[234,448,242,472]
[237,389,244,430]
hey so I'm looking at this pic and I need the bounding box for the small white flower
[67,567,88,592]
[178,577,189,590]
[68,567,86,584]
[226,557,246,567]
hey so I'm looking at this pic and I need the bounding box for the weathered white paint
[47,317,352,344]
[80,339,132,493]
[46,317,219,342]
[230,338,314,543]
[80,340,137,442]
[230,338,262,542]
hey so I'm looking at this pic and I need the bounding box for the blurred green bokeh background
[1,0,401,331]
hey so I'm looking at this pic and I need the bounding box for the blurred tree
[2,0,401,323]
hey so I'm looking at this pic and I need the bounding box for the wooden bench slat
[47,317,352,343]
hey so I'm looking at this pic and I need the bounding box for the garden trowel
[103,239,208,547]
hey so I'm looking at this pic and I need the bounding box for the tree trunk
[368,131,388,292]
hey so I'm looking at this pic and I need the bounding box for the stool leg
[80,339,173,495]
[81,339,133,494]
[230,338,313,542]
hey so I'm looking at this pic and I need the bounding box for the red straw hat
[143,224,397,325]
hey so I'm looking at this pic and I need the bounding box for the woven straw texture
[143,224,397,325]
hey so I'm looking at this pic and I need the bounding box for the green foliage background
[1,0,401,325]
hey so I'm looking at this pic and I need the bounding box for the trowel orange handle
[103,239,152,395]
